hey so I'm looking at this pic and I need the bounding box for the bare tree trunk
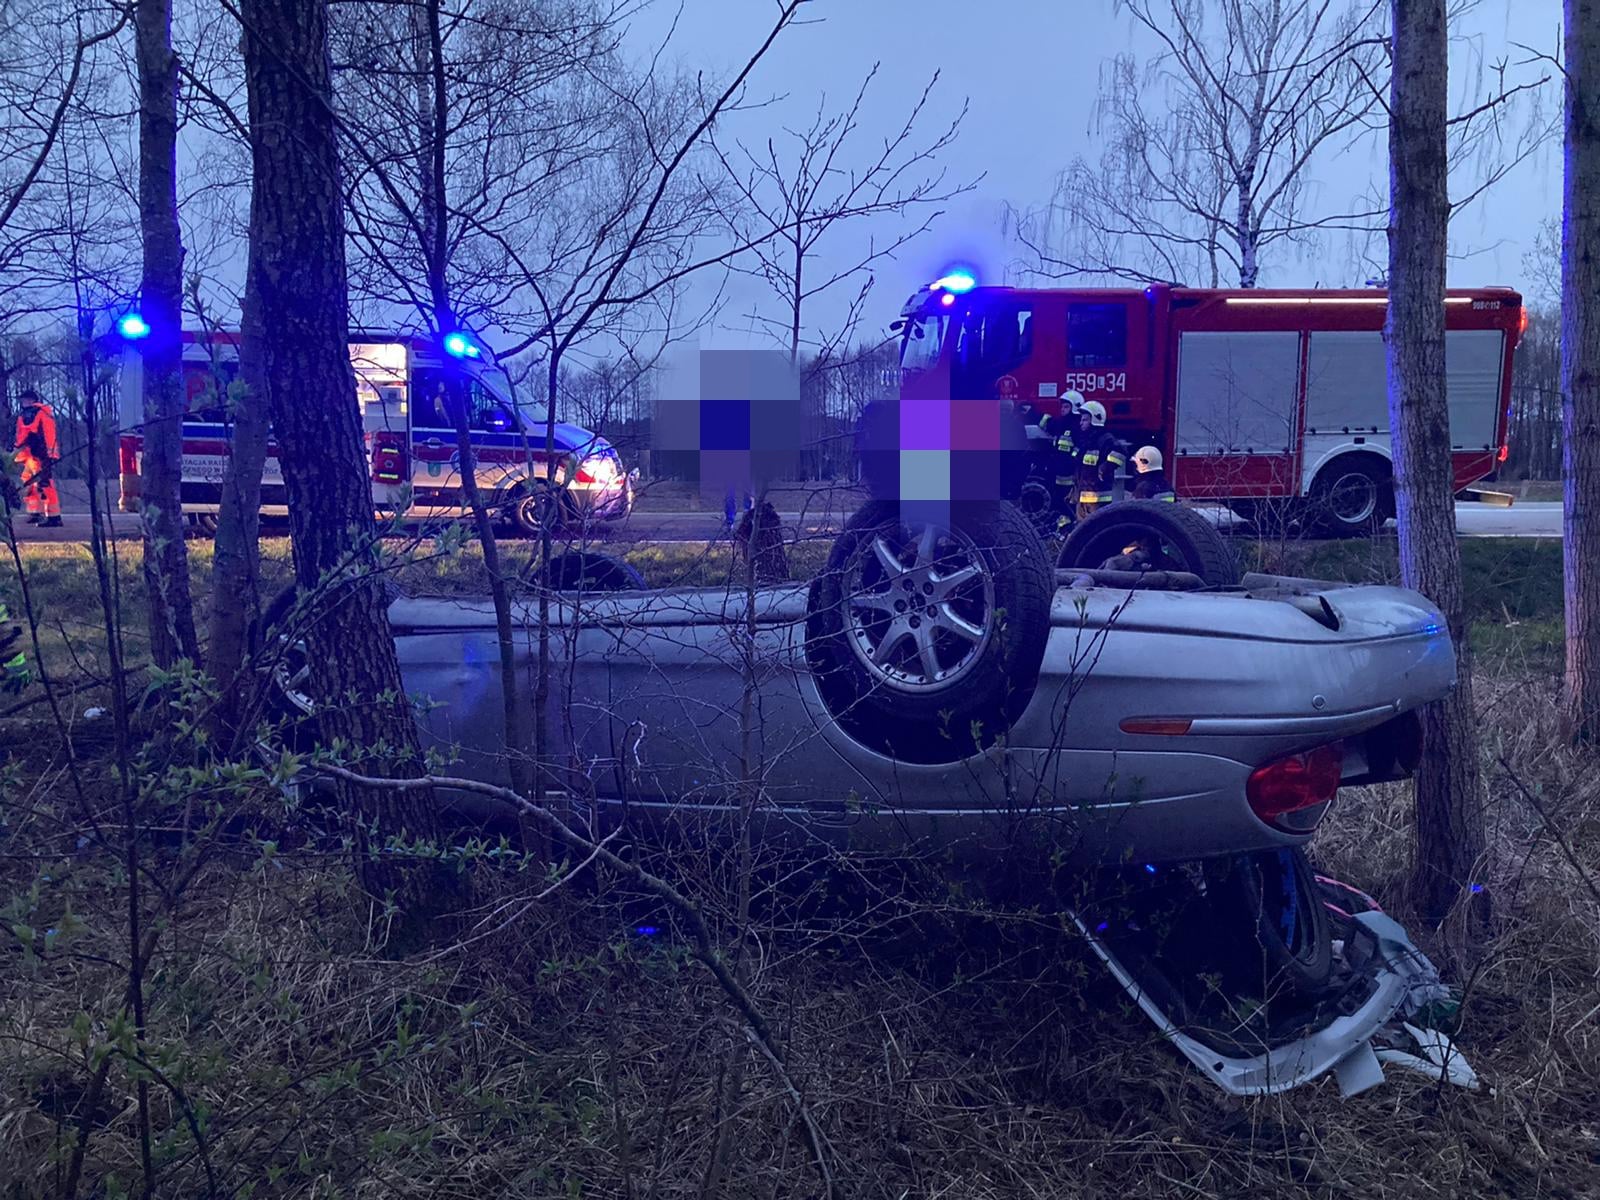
[1387,0,1486,926]
[417,0,531,797]
[134,0,199,667]
[240,0,451,917]
[1564,0,1600,742]
[206,287,269,738]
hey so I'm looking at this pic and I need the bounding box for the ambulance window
[1068,303,1128,369]
[473,401,517,433]
[410,369,450,428]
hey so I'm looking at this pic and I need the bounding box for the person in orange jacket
[14,388,61,527]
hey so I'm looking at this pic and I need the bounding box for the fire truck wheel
[1308,456,1393,537]
[1057,500,1239,587]
[540,551,647,592]
[805,500,1052,764]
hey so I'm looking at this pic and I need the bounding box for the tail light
[1247,742,1344,831]
[1497,444,1509,464]
[371,430,407,484]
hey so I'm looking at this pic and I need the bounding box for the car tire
[805,500,1052,764]
[1057,499,1239,587]
[1204,846,1333,997]
[193,512,219,536]
[260,585,317,735]
[508,485,555,538]
[1308,456,1393,537]
[540,551,646,592]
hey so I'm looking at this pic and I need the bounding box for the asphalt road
[9,499,1565,546]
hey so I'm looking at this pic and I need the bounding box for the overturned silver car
[271,500,1472,1097]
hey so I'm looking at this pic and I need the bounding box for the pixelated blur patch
[653,349,801,495]
[899,397,950,452]
[952,398,1002,451]
[899,449,951,504]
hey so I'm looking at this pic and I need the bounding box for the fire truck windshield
[899,313,947,372]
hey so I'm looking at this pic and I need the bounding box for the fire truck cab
[893,277,1521,535]
[119,331,635,535]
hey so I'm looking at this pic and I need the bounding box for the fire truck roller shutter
[1174,332,1300,457]
[1303,329,1504,450]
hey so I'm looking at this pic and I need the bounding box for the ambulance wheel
[805,500,1052,764]
[1308,456,1393,537]
[1057,499,1239,587]
[508,486,554,538]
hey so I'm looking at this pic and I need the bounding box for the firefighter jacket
[1074,427,1127,503]
[1131,469,1177,502]
[1039,412,1080,487]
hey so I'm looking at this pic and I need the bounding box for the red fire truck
[892,277,1523,535]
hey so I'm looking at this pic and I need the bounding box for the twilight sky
[627,0,1564,352]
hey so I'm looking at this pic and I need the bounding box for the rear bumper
[564,472,635,521]
[1076,906,1467,1096]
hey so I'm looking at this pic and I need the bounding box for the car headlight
[578,454,621,486]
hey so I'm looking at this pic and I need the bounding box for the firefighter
[1073,399,1127,521]
[13,388,61,527]
[1129,445,1177,502]
[1038,390,1085,530]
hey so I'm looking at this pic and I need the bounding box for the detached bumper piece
[1071,866,1481,1097]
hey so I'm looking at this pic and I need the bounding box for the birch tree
[1022,0,1388,287]
[1386,0,1485,925]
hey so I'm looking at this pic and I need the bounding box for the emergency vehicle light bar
[117,313,151,339]
[931,270,977,294]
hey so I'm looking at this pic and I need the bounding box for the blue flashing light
[117,313,151,340]
[634,924,659,937]
[1469,883,1484,894]
[443,331,482,359]
[1143,863,1158,874]
[932,269,977,294]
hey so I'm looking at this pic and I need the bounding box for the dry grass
[1,677,1596,1198]
[0,534,1596,1198]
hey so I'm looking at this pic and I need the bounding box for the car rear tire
[1057,500,1239,587]
[192,512,219,536]
[508,485,556,538]
[540,551,646,592]
[1308,457,1393,537]
[1204,846,1333,997]
[805,500,1052,764]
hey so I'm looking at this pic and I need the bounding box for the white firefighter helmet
[1062,389,1086,414]
[1081,399,1108,427]
[1133,445,1163,474]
